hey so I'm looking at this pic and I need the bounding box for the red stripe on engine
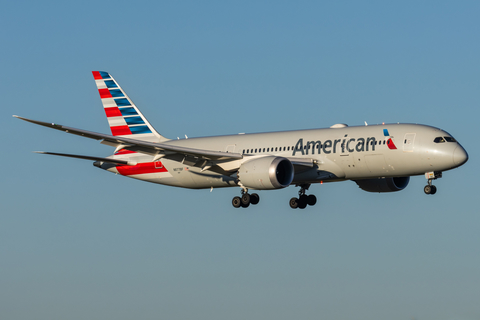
[92,71,102,80]
[105,107,123,117]
[111,125,132,136]
[117,161,168,176]
[98,88,112,99]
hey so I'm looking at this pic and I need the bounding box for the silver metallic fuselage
[106,123,468,189]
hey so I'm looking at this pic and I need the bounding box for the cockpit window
[444,136,457,143]
[434,136,457,143]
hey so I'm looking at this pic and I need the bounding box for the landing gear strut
[290,184,317,209]
[424,171,441,195]
[232,188,260,208]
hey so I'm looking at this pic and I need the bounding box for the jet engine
[238,156,294,190]
[355,177,410,193]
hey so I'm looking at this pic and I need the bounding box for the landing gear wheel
[289,197,299,209]
[250,193,260,205]
[424,185,432,194]
[424,172,441,195]
[424,185,437,195]
[298,195,308,209]
[291,184,315,209]
[423,185,437,194]
[232,196,241,208]
[241,193,251,207]
[307,194,317,206]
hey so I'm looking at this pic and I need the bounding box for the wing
[15,116,320,175]
[14,116,243,161]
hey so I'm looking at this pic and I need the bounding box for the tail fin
[92,71,168,142]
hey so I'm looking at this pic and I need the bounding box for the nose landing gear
[289,184,317,209]
[424,184,437,195]
[424,171,441,195]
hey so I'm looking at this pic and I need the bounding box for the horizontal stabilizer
[34,151,137,166]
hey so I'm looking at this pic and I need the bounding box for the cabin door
[403,133,416,152]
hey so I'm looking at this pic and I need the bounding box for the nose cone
[453,146,468,167]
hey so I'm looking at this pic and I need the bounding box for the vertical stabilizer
[92,71,168,142]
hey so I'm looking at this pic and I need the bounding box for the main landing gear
[231,184,317,209]
[232,188,260,208]
[424,171,442,195]
[289,184,317,209]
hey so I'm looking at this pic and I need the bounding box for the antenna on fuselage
[364,121,368,126]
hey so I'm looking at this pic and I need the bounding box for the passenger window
[275,147,278,151]
[434,137,446,143]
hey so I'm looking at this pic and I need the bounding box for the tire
[289,197,298,209]
[250,193,260,205]
[424,185,432,194]
[430,185,437,195]
[232,196,241,208]
[307,194,317,206]
[241,193,251,206]
[298,195,307,209]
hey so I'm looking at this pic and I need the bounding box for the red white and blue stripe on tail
[92,71,166,142]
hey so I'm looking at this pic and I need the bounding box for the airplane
[14,71,469,209]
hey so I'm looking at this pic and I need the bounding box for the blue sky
[1,1,478,319]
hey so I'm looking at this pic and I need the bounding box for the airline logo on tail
[92,71,152,136]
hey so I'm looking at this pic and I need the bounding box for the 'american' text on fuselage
[292,136,381,156]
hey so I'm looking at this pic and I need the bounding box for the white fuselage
[105,123,468,189]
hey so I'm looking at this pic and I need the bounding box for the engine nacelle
[355,177,410,193]
[238,156,294,190]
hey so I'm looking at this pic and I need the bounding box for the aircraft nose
[453,146,468,166]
